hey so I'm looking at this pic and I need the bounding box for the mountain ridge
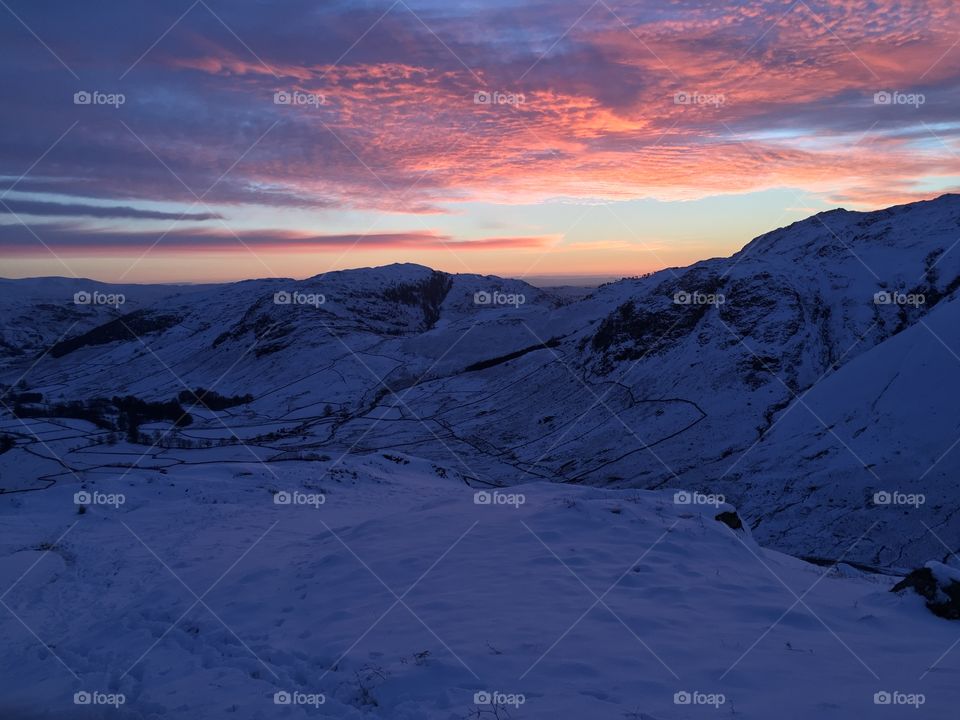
[2,194,959,568]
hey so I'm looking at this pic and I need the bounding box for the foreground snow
[0,455,953,719]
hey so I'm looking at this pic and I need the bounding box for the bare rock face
[715,510,744,531]
[892,563,960,620]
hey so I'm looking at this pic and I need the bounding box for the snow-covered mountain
[3,195,960,572]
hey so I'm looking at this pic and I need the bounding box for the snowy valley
[3,195,960,718]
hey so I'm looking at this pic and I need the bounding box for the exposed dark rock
[49,310,182,358]
[715,510,744,530]
[464,337,562,372]
[891,567,960,620]
[381,271,453,330]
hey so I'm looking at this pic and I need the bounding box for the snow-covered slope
[0,278,212,369]
[0,458,951,719]
[735,292,960,567]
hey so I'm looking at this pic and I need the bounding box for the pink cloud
[0,224,554,255]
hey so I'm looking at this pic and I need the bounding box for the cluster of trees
[7,382,280,450]
[1,380,43,405]
[12,395,192,442]
[178,387,253,410]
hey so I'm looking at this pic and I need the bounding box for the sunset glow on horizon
[2,0,959,283]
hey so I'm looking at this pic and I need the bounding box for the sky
[1,0,959,283]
